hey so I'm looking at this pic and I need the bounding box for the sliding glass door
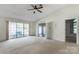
[16,23,23,38]
[23,24,29,37]
[9,22,29,39]
[9,22,16,39]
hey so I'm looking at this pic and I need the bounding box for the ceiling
[0,4,67,22]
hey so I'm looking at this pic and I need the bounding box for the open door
[65,19,77,43]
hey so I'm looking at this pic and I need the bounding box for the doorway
[38,23,46,37]
[65,19,77,43]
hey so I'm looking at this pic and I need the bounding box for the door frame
[65,18,78,44]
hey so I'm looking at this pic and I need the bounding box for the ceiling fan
[27,4,43,14]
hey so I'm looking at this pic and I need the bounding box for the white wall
[36,5,79,43]
[0,18,7,41]
[29,22,36,36]
[46,22,53,39]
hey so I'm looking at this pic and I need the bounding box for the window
[9,22,29,39]
[38,25,42,37]
[24,24,29,36]
[73,19,77,34]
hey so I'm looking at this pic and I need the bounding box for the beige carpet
[0,36,79,54]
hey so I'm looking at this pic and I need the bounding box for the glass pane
[73,23,77,26]
[73,19,77,34]
[38,26,42,37]
[73,19,77,22]
[9,22,16,39]
[16,23,23,38]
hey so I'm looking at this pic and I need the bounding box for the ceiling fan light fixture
[27,4,43,14]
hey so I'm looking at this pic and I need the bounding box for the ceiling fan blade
[37,9,42,13]
[37,4,43,9]
[33,11,35,14]
[27,9,35,10]
[38,6,43,9]
[31,4,35,8]
[35,5,37,9]
[40,4,43,7]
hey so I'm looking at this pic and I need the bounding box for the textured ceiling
[0,4,66,22]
